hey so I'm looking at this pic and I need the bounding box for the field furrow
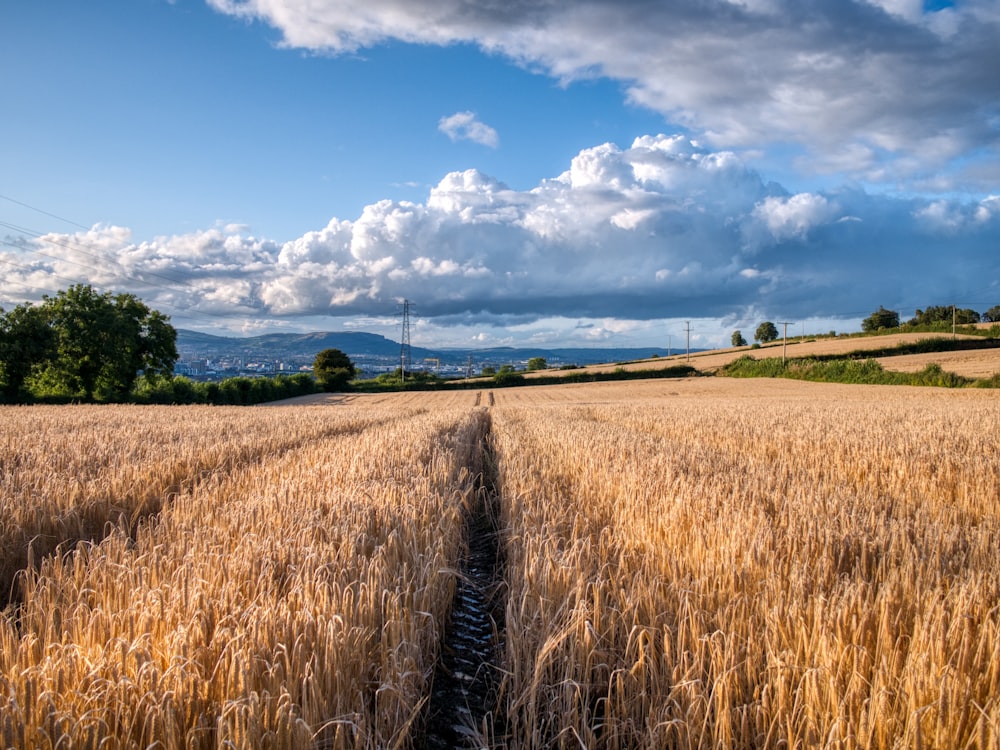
[424,409,507,747]
[490,384,1000,749]
[1,404,488,749]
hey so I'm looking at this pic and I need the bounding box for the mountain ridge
[176,329,677,366]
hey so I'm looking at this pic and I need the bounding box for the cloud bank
[207,0,1000,192]
[4,135,997,345]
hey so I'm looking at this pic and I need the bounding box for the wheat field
[1,400,485,747]
[491,379,1000,748]
[1,379,998,748]
[0,404,399,608]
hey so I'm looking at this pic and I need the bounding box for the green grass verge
[719,355,998,388]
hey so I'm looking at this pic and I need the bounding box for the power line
[0,194,268,325]
[0,193,90,231]
[0,206,262,325]
[0,252,98,299]
[0,235,238,324]
[0,219,198,293]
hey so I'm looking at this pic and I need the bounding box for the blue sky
[2,0,998,349]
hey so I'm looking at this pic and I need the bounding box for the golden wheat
[491,379,999,749]
[0,404,397,605]
[1,400,487,748]
[1,380,997,749]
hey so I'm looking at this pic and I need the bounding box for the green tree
[40,285,177,401]
[112,294,177,396]
[861,306,900,332]
[755,321,779,343]
[481,365,496,376]
[313,348,356,391]
[956,308,980,324]
[908,305,980,326]
[731,330,747,347]
[526,357,547,371]
[982,305,1000,323]
[0,302,55,400]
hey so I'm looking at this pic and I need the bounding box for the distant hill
[178,329,412,357]
[176,329,677,367]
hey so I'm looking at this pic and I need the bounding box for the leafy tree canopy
[861,306,900,332]
[526,357,547,371]
[731,330,747,347]
[908,305,980,326]
[755,321,779,343]
[0,302,54,399]
[0,285,177,402]
[313,348,356,391]
[42,285,177,400]
[983,305,1000,323]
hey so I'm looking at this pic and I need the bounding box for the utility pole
[466,354,473,379]
[953,304,957,339]
[684,321,691,361]
[668,334,672,357]
[398,299,412,383]
[778,321,791,365]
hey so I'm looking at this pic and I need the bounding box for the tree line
[0,285,357,404]
[0,285,177,402]
[862,304,1000,332]
[6,285,995,402]
[730,303,1000,347]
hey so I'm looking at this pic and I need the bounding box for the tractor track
[420,410,507,748]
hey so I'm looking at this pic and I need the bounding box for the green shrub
[973,373,1000,388]
[492,370,525,387]
[278,372,317,397]
[722,354,972,388]
[217,377,252,404]
[908,363,968,388]
[132,375,184,404]
[199,382,220,403]
[721,355,785,378]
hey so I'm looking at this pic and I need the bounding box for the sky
[2,0,998,350]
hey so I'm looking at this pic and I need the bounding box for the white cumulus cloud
[751,194,840,242]
[3,134,997,341]
[438,111,499,148]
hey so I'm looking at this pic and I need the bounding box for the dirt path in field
[421,411,507,748]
